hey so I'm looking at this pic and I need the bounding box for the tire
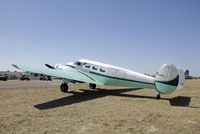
[156,94,161,99]
[89,83,96,89]
[60,83,68,93]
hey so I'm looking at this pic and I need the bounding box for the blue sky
[0,0,200,76]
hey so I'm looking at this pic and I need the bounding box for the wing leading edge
[12,64,99,84]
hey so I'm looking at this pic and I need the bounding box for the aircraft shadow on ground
[34,88,193,110]
[168,96,191,107]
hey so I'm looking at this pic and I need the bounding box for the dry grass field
[0,80,200,134]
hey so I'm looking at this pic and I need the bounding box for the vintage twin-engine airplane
[12,59,185,99]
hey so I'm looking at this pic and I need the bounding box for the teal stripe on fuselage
[86,71,155,89]
[155,82,177,94]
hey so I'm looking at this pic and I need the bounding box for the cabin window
[100,68,106,73]
[92,66,98,71]
[85,65,90,68]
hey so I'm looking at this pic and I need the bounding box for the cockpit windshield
[74,61,82,66]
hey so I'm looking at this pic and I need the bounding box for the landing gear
[89,83,96,89]
[60,83,68,93]
[156,94,161,99]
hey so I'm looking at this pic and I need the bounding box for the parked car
[0,74,8,81]
[20,75,30,81]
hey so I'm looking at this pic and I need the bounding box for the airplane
[12,59,185,99]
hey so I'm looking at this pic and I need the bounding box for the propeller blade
[45,64,55,69]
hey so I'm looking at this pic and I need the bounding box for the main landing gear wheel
[89,83,96,89]
[60,83,68,93]
[156,94,161,99]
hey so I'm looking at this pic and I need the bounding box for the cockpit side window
[85,65,90,68]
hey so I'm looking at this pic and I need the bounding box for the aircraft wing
[12,64,100,84]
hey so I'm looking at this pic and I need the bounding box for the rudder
[155,64,185,94]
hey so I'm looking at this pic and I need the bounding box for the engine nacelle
[54,64,68,70]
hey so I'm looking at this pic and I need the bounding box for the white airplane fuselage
[65,59,156,89]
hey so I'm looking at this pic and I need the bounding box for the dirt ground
[0,80,200,134]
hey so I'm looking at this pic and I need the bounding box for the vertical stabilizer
[155,64,185,94]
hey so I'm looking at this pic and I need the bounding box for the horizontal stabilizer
[176,69,185,91]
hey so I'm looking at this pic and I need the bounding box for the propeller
[45,64,55,69]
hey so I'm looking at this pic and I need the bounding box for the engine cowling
[45,63,68,70]
[54,64,68,70]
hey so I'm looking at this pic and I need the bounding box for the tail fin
[155,64,185,94]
